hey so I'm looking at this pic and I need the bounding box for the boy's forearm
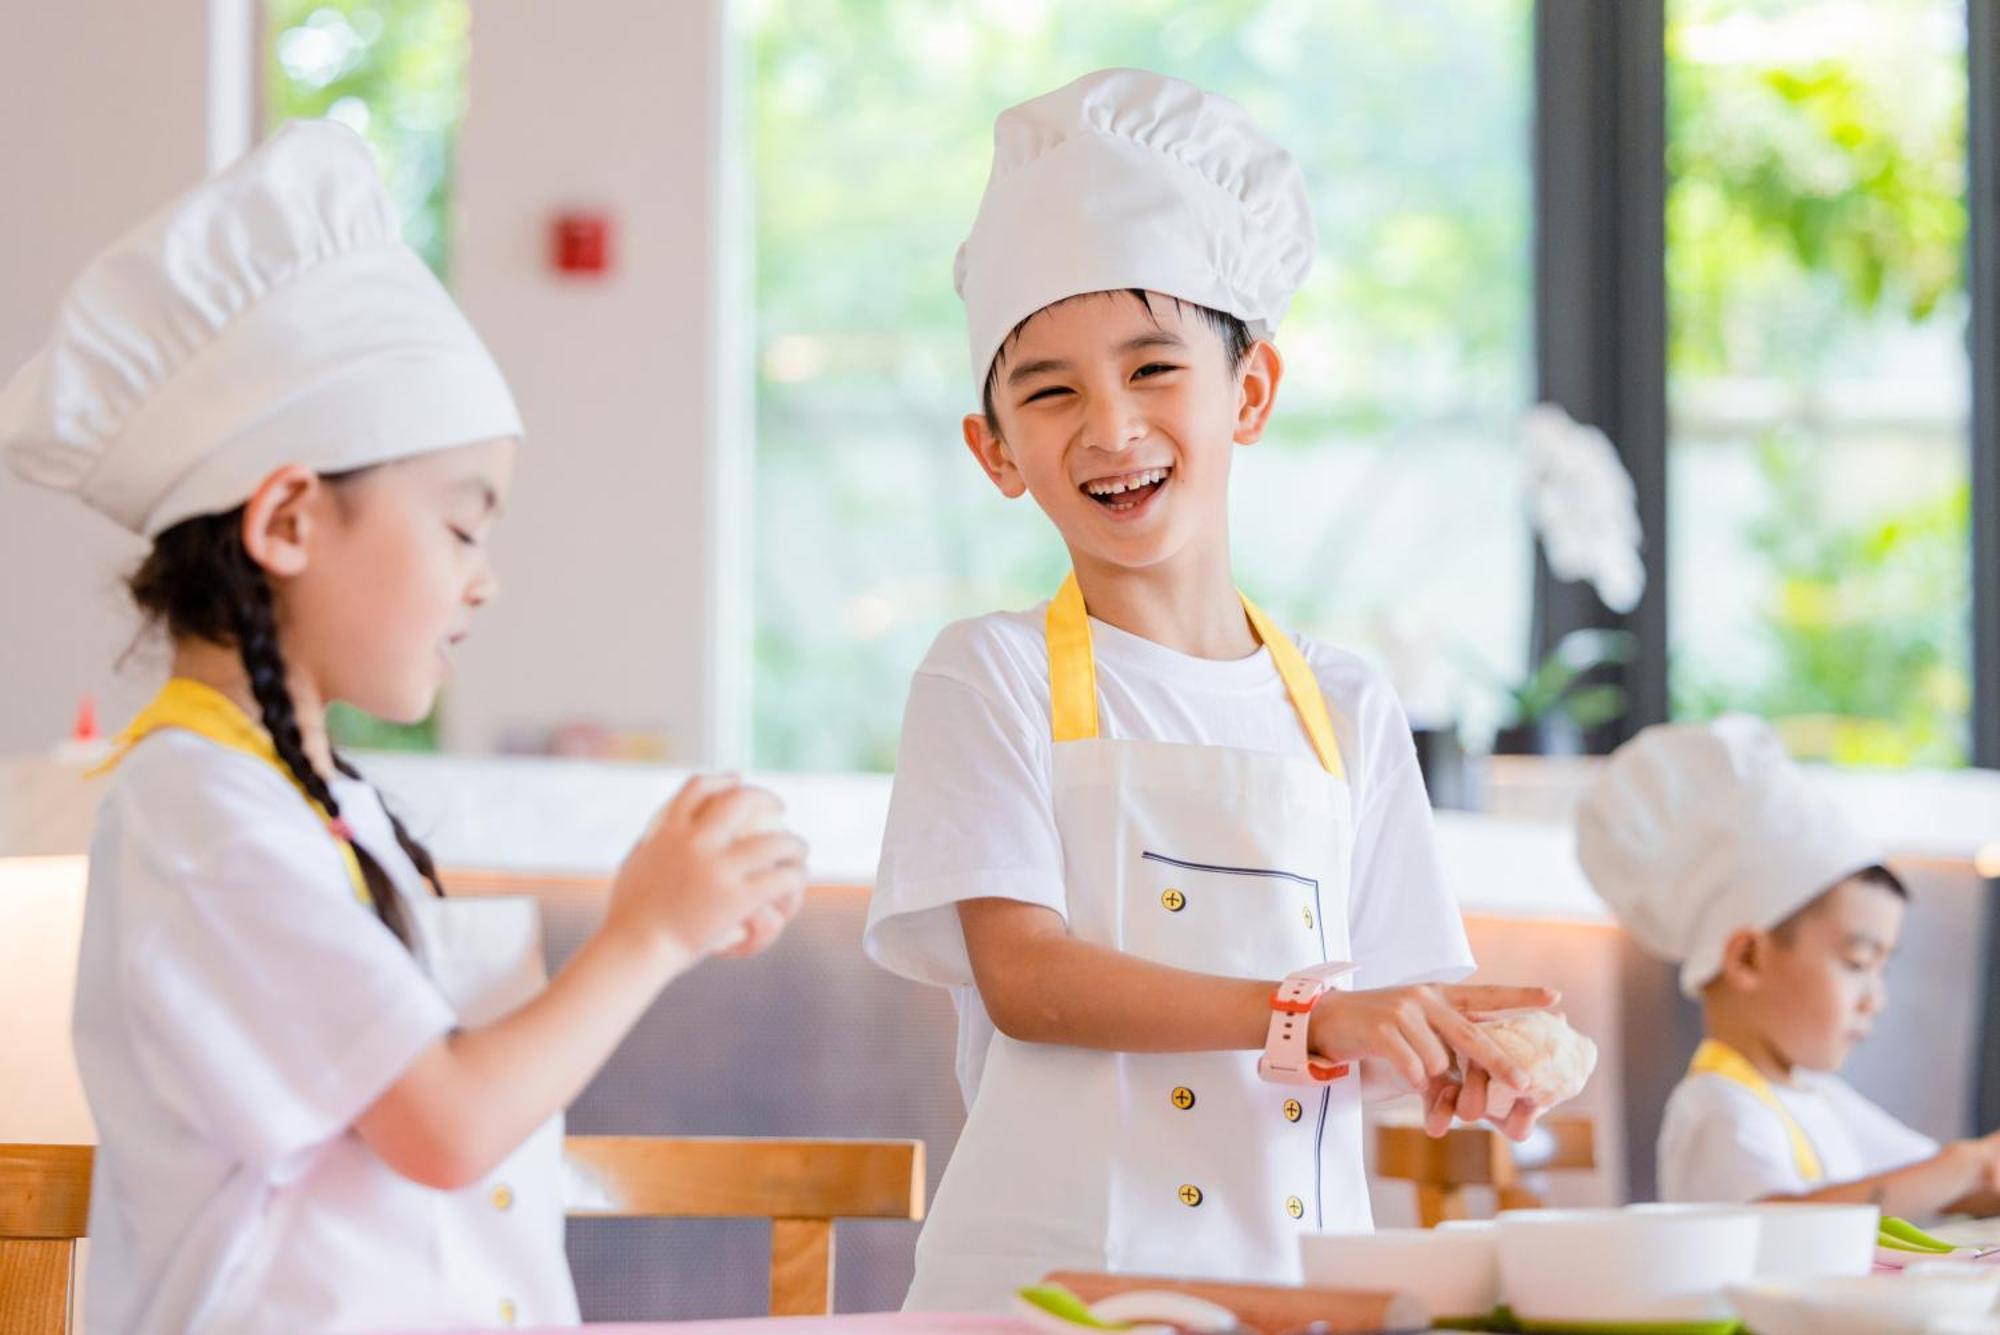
[1773,1146,1979,1220]
[972,926,1277,1052]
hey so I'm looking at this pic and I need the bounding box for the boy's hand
[1421,1066,1544,1142]
[1956,1132,2000,1193]
[1308,983,1559,1105]
[606,775,809,962]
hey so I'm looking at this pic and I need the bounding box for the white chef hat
[0,120,521,539]
[953,68,1315,392]
[1576,715,1889,998]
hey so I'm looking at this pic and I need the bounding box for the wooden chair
[563,1135,924,1316]
[1374,1115,1595,1227]
[0,1137,924,1331]
[0,1144,91,1335]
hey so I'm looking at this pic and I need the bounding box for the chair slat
[564,1136,924,1222]
[0,1239,77,1335]
[1374,1117,1596,1227]
[0,1147,92,1241]
[768,1218,834,1317]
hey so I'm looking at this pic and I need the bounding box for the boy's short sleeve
[865,655,1066,990]
[1822,1076,1940,1174]
[1659,1076,1807,1203]
[1332,660,1475,990]
[117,754,456,1174]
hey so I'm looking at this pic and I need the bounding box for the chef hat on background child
[1576,715,1888,998]
[0,119,520,538]
[952,67,1316,392]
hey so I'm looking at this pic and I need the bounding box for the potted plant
[1490,627,1638,756]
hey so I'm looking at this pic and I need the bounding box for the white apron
[904,576,1362,1313]
[399,893,578,1329]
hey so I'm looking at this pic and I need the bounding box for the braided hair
[128,488,444,949]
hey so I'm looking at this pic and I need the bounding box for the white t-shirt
[864,605,1475,1106]
[73,729,578,1333]
[1659,1068,1941,1203]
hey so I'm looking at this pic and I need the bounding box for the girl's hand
[714,887,806,959]
[1307,983,1559,1099]
[606,774,809,962]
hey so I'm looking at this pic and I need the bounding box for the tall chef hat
[1,120,521,538]
[953,68,1316,393]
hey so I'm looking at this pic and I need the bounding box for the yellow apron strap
[1688,1038,1825,1184]
[93,678,372,907]
[1045,574,1347,781]
[1047,573,1101,744]
[1239,594,1346,783]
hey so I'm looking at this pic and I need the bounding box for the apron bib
[906,578,1360,1312]
[103,678,577,1327]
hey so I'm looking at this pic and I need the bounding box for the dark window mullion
[1531,0,1669,751]
[1970,0,2000,771]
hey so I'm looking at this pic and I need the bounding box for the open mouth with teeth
[1081,465,1172,512]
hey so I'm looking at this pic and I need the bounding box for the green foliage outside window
[266,0,470,751]
[1666,0,1971,766]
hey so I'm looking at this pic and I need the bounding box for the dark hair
[980,288,1254,436]
[1769,863,1909,944]
[127,488,444,949]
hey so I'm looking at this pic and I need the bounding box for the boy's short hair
[979,289,1253,437]
[1768,863,1909,944]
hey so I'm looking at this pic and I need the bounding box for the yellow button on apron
[500,1297,518,1325]
[1177,1183,1203,1207]
[1161,888,1186,912]
[1283,1098,1303,1122]
[1171,1086,1196,1111]
[1286,1195,1305,1219]
[491,1183,514,1212]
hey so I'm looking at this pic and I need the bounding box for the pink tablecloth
[403,1318,1037,1334]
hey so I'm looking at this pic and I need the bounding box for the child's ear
[1716,927,1770,991]
[962,412,1027,499]
[239,464,324,578]
[1232,341,1284,445]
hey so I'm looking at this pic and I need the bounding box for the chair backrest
[0,1144,92,1335]
[1374,1116,1595,1227]
[0,1137,923,1329]
[563,1135,925,1317]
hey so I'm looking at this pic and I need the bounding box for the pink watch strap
[1257,961,1356,1085]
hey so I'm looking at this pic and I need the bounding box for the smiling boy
[864,69,1560,1312]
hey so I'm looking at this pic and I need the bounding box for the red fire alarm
[551,210,613,275]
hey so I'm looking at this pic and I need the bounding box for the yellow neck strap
[94,677,371,907]
[1688,1037,1825,1184]
[1045,572,1347,781]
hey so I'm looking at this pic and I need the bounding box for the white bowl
[1725,1263,2000,1335]
[1300,1224,1498,1321]
[1633,1201,1880,1278]
[1495,1207,1760,1324]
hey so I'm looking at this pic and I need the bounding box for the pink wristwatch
[1257,961,1356,1085]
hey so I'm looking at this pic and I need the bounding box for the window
[748,0,1536,769]
[1665,0,1972,766]
[267,0,471,278]
[266,0,472,750]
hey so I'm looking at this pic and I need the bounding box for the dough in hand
[1478,1010,1597,1109]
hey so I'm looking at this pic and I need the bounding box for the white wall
[0,0,738,761]
[0,2,217,755]
[442,0,735,761]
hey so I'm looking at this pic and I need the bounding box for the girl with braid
[0,123,807,1333]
